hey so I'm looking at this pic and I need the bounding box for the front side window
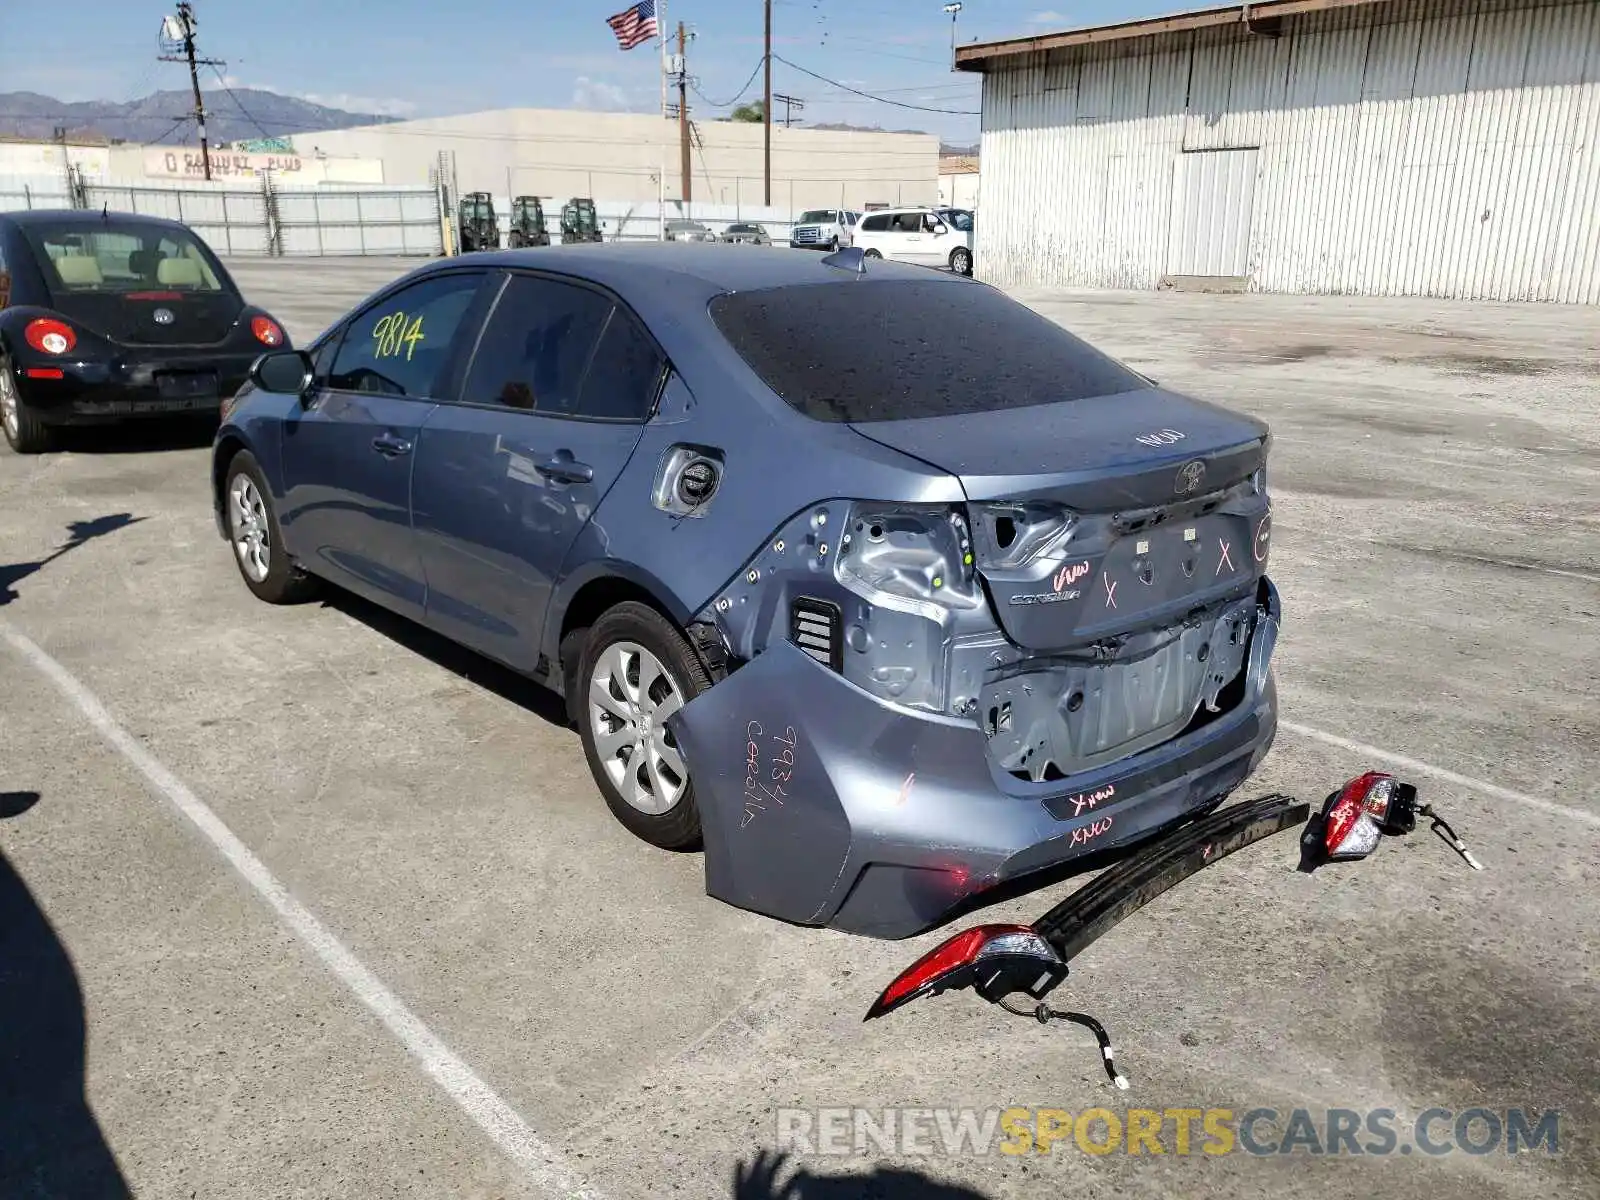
[328,272,484,398]
[20,220,227,293]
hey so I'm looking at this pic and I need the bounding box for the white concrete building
[938,155,981,209]
[959,0,1600,302]
[294,108,940,215]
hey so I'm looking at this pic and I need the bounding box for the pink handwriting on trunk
[1053,560,1091,592]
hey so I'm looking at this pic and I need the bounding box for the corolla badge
[152,308,175,325]
[1009,559,1091,606]
[1175,459,1206,495]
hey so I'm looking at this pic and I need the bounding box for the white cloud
[299,92,419,117]
[1028,10,1070,23]
[218,77,418,118]
[570,76,631,112]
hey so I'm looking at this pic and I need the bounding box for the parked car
[788,209,858,251]
[854,206,974,275]
[0,209,291,453]
[664,219,717,243]
[721,222,771,246]
[211,244,1276,938]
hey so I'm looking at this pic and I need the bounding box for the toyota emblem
[152,308,175,325]
[1175,459,1206,495]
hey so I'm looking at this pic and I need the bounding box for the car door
[278,268,491,620]
[880,211,928,263]
[410,270,663,671]
[855,212,891,258]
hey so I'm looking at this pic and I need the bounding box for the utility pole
[773,93,804,128]
[763,0,772,206]
[943,3,963,71]
[158,3,224,180]
[677,22,691,204]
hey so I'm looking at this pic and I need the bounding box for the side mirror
[250,348,315,397]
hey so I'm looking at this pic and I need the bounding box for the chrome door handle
[372,434,413,457]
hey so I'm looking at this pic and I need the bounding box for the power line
[689,55,767,109]
[208,65,277,142]
[772,55,979,115]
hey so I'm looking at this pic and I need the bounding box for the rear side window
[461,273,661,420]
[860,214,890,232]
[329,272,483,398]
[709,278,1152,423]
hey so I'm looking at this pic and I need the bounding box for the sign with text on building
[145,148,306,180]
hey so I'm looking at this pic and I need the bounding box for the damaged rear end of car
[661,270,1280,939]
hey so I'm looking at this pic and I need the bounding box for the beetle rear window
[708,278,1152,423]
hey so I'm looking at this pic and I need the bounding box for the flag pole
[658,0,668,241]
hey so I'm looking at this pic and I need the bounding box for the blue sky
[1,0,1172,142]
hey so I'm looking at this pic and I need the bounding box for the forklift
[456,191,499,252]
[507,196,551,248]
[560,197,603,244]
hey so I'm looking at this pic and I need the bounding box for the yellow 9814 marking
[372,310,425,361]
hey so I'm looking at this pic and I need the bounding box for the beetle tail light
[250,315,286,346]
[25,317,76,355]
[864,923,1065,1021]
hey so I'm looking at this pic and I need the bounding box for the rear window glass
[708,279,1152,423]
[19,221,228,293]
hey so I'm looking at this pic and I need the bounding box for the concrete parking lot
[2,254,1596,1199]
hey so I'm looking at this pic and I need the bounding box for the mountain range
[0,89,396,145]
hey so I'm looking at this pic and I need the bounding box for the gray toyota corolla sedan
[212,243,1278,938]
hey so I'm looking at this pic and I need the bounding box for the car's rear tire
[576,601,710,851]
[0,358,52,454]
[862,248,883,259]
[222,449,319,604]
[950,246,973,276]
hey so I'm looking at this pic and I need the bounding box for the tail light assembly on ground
[866,775,1481,1086]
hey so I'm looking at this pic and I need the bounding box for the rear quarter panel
[545,356,961,662]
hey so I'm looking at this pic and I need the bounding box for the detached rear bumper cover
[667,578,1281,939]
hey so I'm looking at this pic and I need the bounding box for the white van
[854,207,973,275]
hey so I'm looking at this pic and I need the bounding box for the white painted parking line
[0,620,606,1200]
[1279,719,1600,830]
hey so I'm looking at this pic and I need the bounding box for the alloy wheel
[228,473,271,583]
[0,367,18,440]
[588,640,690,815]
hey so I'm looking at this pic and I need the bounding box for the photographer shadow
[734,1150,990,1199]
[0,790,130,1197]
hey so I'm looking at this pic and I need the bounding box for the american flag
[606,0,658,51]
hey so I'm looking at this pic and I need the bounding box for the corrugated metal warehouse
[959,0,1600,302]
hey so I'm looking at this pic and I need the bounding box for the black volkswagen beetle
[0,209,291,453]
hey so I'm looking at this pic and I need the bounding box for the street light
[943,2,963,69]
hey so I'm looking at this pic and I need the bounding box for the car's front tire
[222,449,319,604]
[950,246,973,276]
[862,248,883,259]
[0,358,52,454]
[577,601,710,850]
